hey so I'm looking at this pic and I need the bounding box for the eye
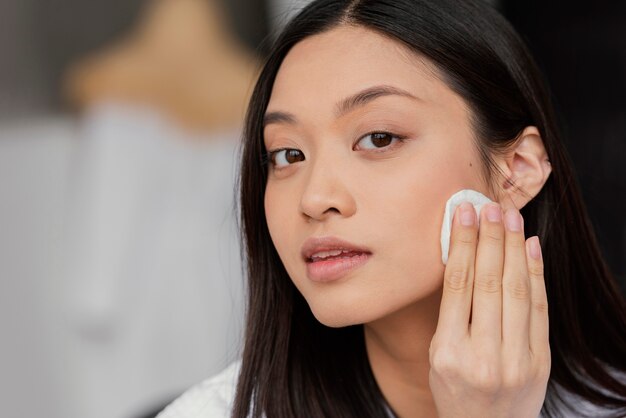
[268,148,305,168]
[355,132,404,151]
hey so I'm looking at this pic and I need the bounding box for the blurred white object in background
[0,116,76,418]
[0,102,245,418]
[60,102,244,418]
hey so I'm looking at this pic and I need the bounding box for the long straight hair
[235,1,626,417]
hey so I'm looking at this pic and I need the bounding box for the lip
[301,236,372,282]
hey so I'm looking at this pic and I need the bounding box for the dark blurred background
[501,0,626,295]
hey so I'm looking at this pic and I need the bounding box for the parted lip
[301,236,372,262]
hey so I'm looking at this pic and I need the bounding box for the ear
[494,126,552,210]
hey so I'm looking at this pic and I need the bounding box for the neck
[364,285,443,418]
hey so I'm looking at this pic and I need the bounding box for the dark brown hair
[235,0,626,416]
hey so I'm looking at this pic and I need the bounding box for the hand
[429,202,551,418]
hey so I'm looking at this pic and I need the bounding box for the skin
[263,25,552,418]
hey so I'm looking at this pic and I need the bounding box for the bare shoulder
[157,361,241,418]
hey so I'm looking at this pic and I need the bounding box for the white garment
[157,361,625,418]
[157,361,396,418]
[157,361,241,418]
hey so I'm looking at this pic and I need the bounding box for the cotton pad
[440,189,493,265]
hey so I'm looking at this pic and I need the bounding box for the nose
[298,155,357,222]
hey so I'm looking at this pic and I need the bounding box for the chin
[311,311,360,328]
[307,297,397,328]
[303,276,444,328]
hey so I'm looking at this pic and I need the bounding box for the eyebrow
[263,85,421,128]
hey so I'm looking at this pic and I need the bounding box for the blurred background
[0,1,623,417]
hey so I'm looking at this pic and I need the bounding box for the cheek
[362,166,446,280]
[357,153,452,246]
[264,183,303,277]
[264,184,289,251]
[354,150,476,291]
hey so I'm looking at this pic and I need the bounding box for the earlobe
[496,126,552,209]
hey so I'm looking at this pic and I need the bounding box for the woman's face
[263,25,489,327]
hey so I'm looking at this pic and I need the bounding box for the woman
[158,0,626,417]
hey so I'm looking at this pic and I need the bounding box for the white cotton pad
[440,189,493,265]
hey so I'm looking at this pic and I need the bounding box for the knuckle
[528,351,552,383]
[528,263,544,277]
[532,299,549,313]
[538,355,552,380]
[503,365,529,389]
[430,347,459,377]
[445,267,472,292]
[482,228,503,244]
[474,271,501,293]
[455,231,476,245]
[473,363,501,393]
[535,363,551,382]
[505,279,530,300]
[507,238,526,249]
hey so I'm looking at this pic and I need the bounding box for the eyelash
[265,148,305,169]
[266,131,406,169]
[353,131,407,152]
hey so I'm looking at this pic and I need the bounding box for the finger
[470,202,504,345]
[437,202,478,341]
[501,208,531,351]
[526,236,549,355]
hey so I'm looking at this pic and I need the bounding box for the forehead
[268,25,448,112]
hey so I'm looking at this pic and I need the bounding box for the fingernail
[459,202,476,226]
[529,236,542,260]
[485,203,502,223]
[504,209,522,232]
